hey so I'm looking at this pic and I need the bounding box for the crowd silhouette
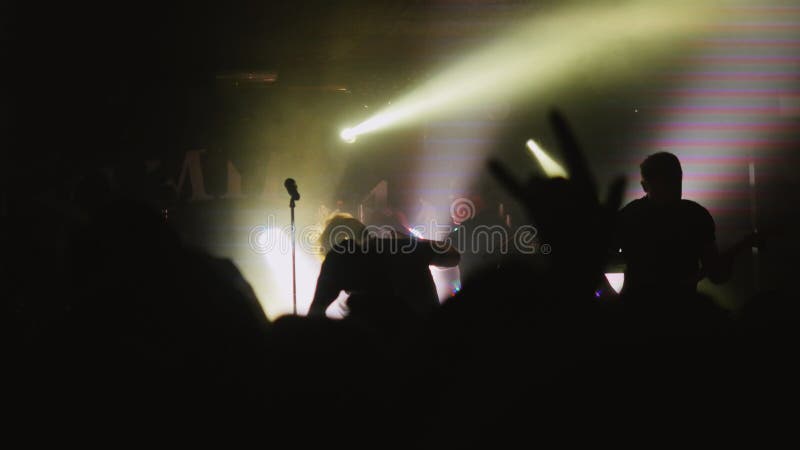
[4,110,794,446]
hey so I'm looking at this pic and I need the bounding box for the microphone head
[284,178,300,200]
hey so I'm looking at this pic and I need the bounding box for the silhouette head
[640,152,682,204]
[318,213,367,255]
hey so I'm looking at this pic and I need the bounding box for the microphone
[284,178,300,201]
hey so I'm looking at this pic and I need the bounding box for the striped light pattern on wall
[625,1,800,239]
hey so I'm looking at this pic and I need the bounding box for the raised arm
[307,256,342,317]
[701,231,762,284]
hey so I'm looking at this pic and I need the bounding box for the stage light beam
[339,0,722,142]
[340,128,357,143]
[527,139,568,178]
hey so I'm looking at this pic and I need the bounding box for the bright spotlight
[340,128,357,143]
[526,139,568,178]
[407,227,424,239]
[604,272,625,294]
[338,0,720,141]
[260,227,322,317]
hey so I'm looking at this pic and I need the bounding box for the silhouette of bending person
[308,214,460,318]
[615,152,735,300]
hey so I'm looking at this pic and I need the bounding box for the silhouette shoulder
[680,199,714,221]
[680,199,710,213]
[619,197,647,217]
[680,199,715,238]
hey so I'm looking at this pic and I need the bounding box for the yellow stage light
[339,0,721,142]
[527,139,568,179]
[340,128,357,143]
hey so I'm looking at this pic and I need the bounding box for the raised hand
[488,109,626,296]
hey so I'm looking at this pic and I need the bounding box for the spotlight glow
[260,226,322,317]
[604,272,625,294]
[340,128,357,143]
[407,227,424,239]
[526,139,568,179]
[339,0,722,141]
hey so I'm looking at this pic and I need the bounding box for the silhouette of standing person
[308,214,460,319]
[615,152,730,301]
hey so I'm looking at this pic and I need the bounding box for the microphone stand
[290,197,297,315]
[748,159,760,293]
